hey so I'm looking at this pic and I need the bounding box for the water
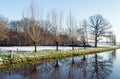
[0,49,120,79]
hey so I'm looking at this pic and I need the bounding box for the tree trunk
[113,41,116,46]
[95,36,97,47]
[72,41,74,50]
[83,42,86,49]
[34,42,37,52]
[56,41,58,51]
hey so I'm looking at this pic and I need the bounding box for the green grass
[0,46,120,70]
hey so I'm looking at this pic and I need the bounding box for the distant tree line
[0,2,116,52]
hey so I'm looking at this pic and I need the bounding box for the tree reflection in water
[29,65,39,79]
[9,65,13,76]
[75,55,88,79]
[110,50,116,60]
[88,54,113,79]
[80,56,87,79]
[13,64,41,79]
[68,57,78,79]
[0,71,6,79]
[0,51,114,79]
[15,64,42,79]
[50,60,62,79]
[67,56,88,79]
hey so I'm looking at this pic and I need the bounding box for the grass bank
[0,46,120,70]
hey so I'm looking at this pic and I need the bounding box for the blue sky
[0,0,120,41]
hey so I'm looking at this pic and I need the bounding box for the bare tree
[112,34,116,46]
[77,20,88,48]
[89,14,111,47]
[67,12,77,50]
[9,20,25,46]
[88,54,112,79]
[23,2,43,52]
[0,15,9,41]
[107,31,116,46]
[49,10,63,51]
[82,20,88,45]
[41,14,51,45]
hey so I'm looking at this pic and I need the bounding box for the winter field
[0,42,119,53]
[0,46,80,53]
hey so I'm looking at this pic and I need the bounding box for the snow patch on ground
[0,57,3,61]
[0,46,80,52]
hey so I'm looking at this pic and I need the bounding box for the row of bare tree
[0,3,116,52]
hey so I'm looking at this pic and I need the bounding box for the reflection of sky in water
[1,49,120,79]
[5,74,23,79]
[109,49,120,79]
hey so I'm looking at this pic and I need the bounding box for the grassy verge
[0,46,120,70]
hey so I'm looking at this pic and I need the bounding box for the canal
[0,49,120,79]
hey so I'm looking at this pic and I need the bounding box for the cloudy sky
[0,0,120,41]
